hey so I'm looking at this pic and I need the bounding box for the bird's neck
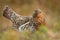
[30,17,41,30]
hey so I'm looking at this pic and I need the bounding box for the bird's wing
[3,6,30,28]
[18,22,30,32]
[18,21,35,32]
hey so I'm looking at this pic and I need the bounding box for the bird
[3,6,46,32]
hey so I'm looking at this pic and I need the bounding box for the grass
[0,23,60,40]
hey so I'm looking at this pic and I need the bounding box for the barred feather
[3,6,46,32]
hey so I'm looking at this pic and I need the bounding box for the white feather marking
[18,22,29,32]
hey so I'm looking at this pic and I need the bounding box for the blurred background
[0,0,60,40]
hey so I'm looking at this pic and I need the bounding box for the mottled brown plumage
[3,6,46,32]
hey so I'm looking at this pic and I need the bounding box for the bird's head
[33,9,46,25]
[3,6,11,20]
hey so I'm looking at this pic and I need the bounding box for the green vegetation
[0,24,60,40]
